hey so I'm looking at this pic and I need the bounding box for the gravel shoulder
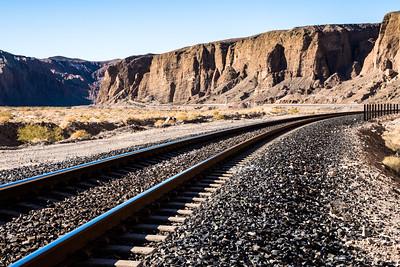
[146,115,400,266]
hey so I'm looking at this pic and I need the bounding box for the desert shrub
[288,107,300,114]
[18,125,63,143]
[271,106,286,115]
[187,112,201,121]
[176,112,201,122]
[212,111,225,120]
[382,156,400,173]
[59,115,76,129]
[0,111,13,124]
[125,117,146,126]
[70,129,91,140]
[175,112,189,122]
[154,119,165,127]
[382,127,400,153]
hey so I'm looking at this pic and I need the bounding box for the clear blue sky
[1,0,398,61]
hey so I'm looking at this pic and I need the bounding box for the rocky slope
[97,22,382,105]
[0,51,110,106]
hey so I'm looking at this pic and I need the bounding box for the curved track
[0,113,343,225]
[5,112,359,266]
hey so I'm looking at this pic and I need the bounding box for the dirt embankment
[358,115,400,181]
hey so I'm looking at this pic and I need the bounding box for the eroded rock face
[362,11,400,74]
[0,51,109,106]
[97,24,380,104]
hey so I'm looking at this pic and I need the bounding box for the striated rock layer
[97,23,381,105]
[0,51,110,106]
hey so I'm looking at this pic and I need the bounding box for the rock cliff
[97,23,380,104]
[362,11,400,73]
[0,51,109,106]
[309,11,400,104]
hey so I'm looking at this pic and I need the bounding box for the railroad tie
[36,195,60,203]
[120,233,168,242]
[100,245,155,255]
[123,167,139,172]
[157,208,193,215]
[52,190,74,198]
[200,179,226,184]
[143,159,159,164]
[155,155,170,160]
[182,191,212,197]
[194,182,221,188]
[79,258,142,267]
[0,208,21,218]
[130,163,149,169]
[17,202,43,210]
[205,175,231,180]
[208,173,232,178]
[147,215,186,223]
[173,196,207,202]
[166,202,201,209]
[133,224,177,233]
[78,181,98,188]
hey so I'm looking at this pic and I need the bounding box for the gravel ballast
[0,123,289,265]
[146,115,400,266]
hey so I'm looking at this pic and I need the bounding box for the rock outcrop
[362,11,400,74]
[314,11,400,104]
[0,51,110,106]
[97,23,380,104]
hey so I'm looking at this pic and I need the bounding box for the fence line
[364,103,400,121]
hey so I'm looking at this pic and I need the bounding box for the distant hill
[0,51,112,106]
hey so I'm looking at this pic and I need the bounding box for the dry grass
[0,104,336,128]
[0,111,13,124]
[153,119,166,127]
[17,125,63,144]
[382,126,400,153]
[270,106,286,115]
[70,130,91,140]
[0,104,357,146]
[212,111,225,120]
[288,107,300,114]
[382,156,400,173]
[0,106,268,126]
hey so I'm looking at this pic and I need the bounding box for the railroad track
[0,113,338,225]
[4,112,359,266]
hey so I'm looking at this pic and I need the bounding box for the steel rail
[9,112,357,267]
[0,112,358,204]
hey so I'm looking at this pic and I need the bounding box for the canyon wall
[97,23,380,104]
[0,52,108,106]
[362,11,400,73]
